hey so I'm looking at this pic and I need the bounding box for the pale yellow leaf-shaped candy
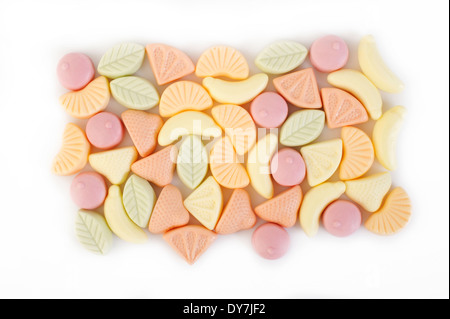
[75,210,113,255]
[345,172,392,212]
[246,133,278,199]
[97,43,145,79]
[358,35,404,93]
[299,181,346,237]
[89,146,138,185]
[372,105,406,171]
[122,174,156,228]
[300,139,343,187]
[104,185,147,243]
[202,73,269,105]
[255,40,308,74]
[184,176,223,230]
[279,110,325,146]
[327,69,383,120]
[158,111,222,146]
[176,135,208,190]
[110,76,159,110]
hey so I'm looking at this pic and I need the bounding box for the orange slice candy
[215,189,256,235]
[321,88,369,128]
[340,126,374,180]
[211,104,257,156]
[52,123,90,175]
[254,185,303,228]
[365,187,411,235]
[209,136,250,189]
[158,81,213,117]
[146,43,195,85]
[163,225,217,265]
[273,68,322,108]
[195,46,249,80]
[131,145,178,187]
[121,110,163,157]
[148,184,190,234]
[59,76,110,119]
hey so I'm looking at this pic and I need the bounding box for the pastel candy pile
[53,35,410,263]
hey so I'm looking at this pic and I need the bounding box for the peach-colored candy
[121,110,163,157]
[273,68,322,109]
[145,43,195,86]
[195,46,249,80]
[158,81,213,117]
[209,136,250,189]
[321,88,369,128]
[163,225,217,265]
[254,185,303,228]
[148,184,190,234]
[365,187,411,235]
[215,189,256,235]
[59,76,110,119]
[52,123,90,176]
[131,145,178,187]
[340,126,374,180]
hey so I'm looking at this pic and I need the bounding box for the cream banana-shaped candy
[327,69,383,120]
[202,73,269,105]
[358,35,404,93]
[372,105,406,170]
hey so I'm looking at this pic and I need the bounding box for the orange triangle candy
[254,185,303,228]
[121,110,163,157]
[163,225,217,265]
[215,189,256,235]
[131,145,178,187]
[148,184,190,234]
[340,126,374,180]
[146,43,195,86]
[365,187,411,235]
[321,88,369,129]
[273,68,322,108]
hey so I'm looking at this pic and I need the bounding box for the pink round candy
[57,52,95,91]
[250,92,288,128]
[70,172,107,209]
[270,148,306,186]
[322,200,362,237]
[252,223,290,260]
[310,35,349,73]
[86,112,124,149]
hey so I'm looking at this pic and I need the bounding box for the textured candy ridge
[340,126,374,180]
[59,76,110,119]
[196,46,249,79]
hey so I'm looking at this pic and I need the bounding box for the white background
[0,0,448,299]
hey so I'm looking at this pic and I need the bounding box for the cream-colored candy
[75,210,113,255]
[372,105,406,171]
[300,139,343,187]
[327,69,383,120]
[89,146,138,185]
[184,176,223,230]
[246,133,278,199]
[358,35,404,93]
[345,172,392,212]
[158,111,222,146]
[176,135,208,190]
[104,185,148,243]
[299,181,346,237]
[202,73,269,105]
[122,174,156,228]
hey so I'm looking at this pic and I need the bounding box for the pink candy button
[310,35,349,73]
[57,52,95,91]
[250,92,288,128]
[270,148,306,186]
[252,223,290,260]
[70,172,107,209]
[86,112,124,150]
[322,200,362,237]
